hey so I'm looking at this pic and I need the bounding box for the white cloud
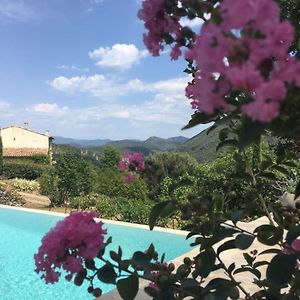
[89,44,148,70]
[28,103,69,115]
[179,17,203,29]
[0,0,34,21]
[49,74,188,99]
[56,65,89,72]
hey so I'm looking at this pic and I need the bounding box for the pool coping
[0,204,188,236]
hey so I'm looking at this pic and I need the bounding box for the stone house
[0,123,53,162]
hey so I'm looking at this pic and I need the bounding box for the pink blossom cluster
[138,0,183,60]
[34,211,106,284]
[119,152,145,184]
[185,0,300,122]
[283,239,300,268]
[284,239,300,254]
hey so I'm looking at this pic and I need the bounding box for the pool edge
[0,204,189,235]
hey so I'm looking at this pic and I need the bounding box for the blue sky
[0,0,207,140]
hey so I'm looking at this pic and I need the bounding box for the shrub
[30,154,50,165]
[95,195,152,224]
[11,178,40,192]
[69,193,99,210]
[96,169,149,200]
[144,151,199,199]
[2,161,48,180]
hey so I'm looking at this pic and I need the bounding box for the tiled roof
[3,148,48,157]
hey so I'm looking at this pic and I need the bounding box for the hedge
[3,161,49,180]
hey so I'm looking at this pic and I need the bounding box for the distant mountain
[179,126,223,163]
[53,135,188,153]
[53,136,110,147]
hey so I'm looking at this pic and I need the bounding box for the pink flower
[170,45,181,60]
[139,0,300,124]
[34,211,106,284]
[226,64,263,91]
[242,79,286,122]
[119,152,145,184]
[138,0,182,58]
[186,23,229,74]
[291,239,300,252]
[273,57,300,86]
[119,152,145,172]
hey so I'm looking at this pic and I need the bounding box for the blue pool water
[0,206,192,300]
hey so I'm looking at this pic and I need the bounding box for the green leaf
[182,112,214,130]
[235,234,255,250]
[195,248,216,278]
[266,253,297,287]
[255,225,283,246]
[160,202,177,218]
[228,263,235,275]
[217,240,236,254]
[259,172,277,181]
[149,201,169,230]
[117,274,139,300]
[201,227,239,250]
[258,248,281,256]
[271,165,291,176]
[97,263,117,284]
[132,251,150,268]
[260,157,273,171]
[231,210,245,225]
[239,119,266,148]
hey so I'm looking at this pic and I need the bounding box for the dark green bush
[30,154,50,165]
[3,161,49,180]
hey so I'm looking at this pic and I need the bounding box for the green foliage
[69,193,99,210]
[38,167,58,199]
[2,161,49,180]
[30,154,50,165]
[56,154,96,200]
[11,178,40,192]
[144,151,199,199]
[95,195,152,224]
[99,145,121,170]
[96,169,148,201]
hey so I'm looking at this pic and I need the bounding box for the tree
[99,145,121,170]
[144,151,199,199]
[56,155,96,211]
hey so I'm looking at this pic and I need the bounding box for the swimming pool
[0,205,192,299]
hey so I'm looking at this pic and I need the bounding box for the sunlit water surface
[0,206,192,300]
